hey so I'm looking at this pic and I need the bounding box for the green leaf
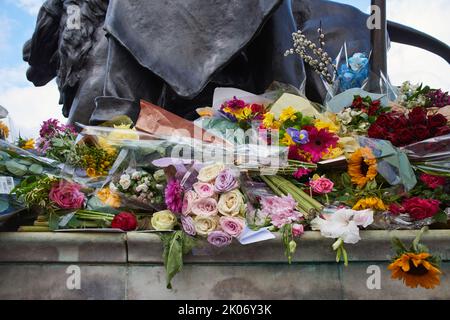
[391,237,408,256]
[17,159,33,166]
[341,173,352,187]
[160,231,196,289]
[28,164,43,175]
[433,211,448,224]
[5,160,28,176]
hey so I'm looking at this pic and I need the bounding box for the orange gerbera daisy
[348,147,377,188]
[388,252,441,289]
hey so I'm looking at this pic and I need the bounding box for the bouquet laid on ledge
[1,77,449,290]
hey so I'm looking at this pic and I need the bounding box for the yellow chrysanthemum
[0,122,10,139]
[315,119,340,134]
[235,107,253,121]
[97,137,117,155]
[322,147,344,160]
[22,139,35,150]
[280,133,296,147]
[353,197,387,211]
[262,112,280,129]
[348,147,378,188]
[388,253,441,289]
[97,187,121,208]
[107,124,139,141]
[279,106,297,123]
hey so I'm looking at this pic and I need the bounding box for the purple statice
[164,179,184,213]
[428,89,450,108]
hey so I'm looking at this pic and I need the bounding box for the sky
[0,0,449,139]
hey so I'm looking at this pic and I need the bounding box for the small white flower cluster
[336,108,370,134]
[111,169,165,206]
[284,26,336,84]
[398,81,429,109]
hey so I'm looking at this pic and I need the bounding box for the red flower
[420,174,446,189]
[428,114,447,128]
[414,125,431,141]
[389,203,405,216]
[390,113,409,130]
[300,126,339,163]
[402,197,441,221]
[396,128,415,146]
[368,123,386,139]
[352,96,364,109]
[111,212,138,231]
[288,145,310,162]
[434,126,450,137]
[368,105,380,116]
[408,107,428,126]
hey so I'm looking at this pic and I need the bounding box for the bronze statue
[23,0,450,126]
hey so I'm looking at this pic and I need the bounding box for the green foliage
[160,231,197,289]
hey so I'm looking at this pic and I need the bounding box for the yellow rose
[197,163,225,182]
[107,124,140,141]
[217,190,245,217]
[151,210,177,231]
[194,215,218,236]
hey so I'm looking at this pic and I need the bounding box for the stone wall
[0,231,449,300]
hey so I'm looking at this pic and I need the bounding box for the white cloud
[387,0,450,91]
[0,14,14,52]
[10,0,45,16]
[0,76,65,139]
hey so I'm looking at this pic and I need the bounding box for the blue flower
[287,128,309,144]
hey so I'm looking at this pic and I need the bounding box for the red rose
[428,114,447,128]
[352,96,364,109]
[434,126,450,137]
[396,128,415,146]
[390,113,409,130]
[368,123,386,139]
[389,203,405,216]
[420,173,447,189]
[408,107,428,126]
[111,212,138,231]
[402,197,441,221]
[386,132,401,147]
[371,100,381,108]
[414,125,431,141]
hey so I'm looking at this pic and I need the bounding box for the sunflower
[353,197,387,211]
[348,147,377,188]
[388,253,441,289]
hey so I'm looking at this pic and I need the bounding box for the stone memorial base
[0,231,449,300]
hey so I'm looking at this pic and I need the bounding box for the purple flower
[226,96,246,110]
[293,168,311,180]
[286,128,309,144]
[181,216,196,236]
[207,231,232,247]
[164,179,184,213]
[214,169,239,193]
[39,119,60,138]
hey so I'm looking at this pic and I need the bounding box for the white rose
[197,163,225,183]
[151,210,178,231]
[217,190,245,217]
[194,215,218,236]
[119,174,131,190]
[131,171,142,180]
[136,183,149,193]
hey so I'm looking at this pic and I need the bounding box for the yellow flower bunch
[279,106,298,123]
[280,133,295,146]
[0,122,10,139]
[314,115,340,133]
[97,187,121,208]
[107,124,139,141]
[353,197,387,211]
[321,146,344,160]
[234,106,253,121]
[262,112,280,129]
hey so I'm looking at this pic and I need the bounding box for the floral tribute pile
[1,75,449,290]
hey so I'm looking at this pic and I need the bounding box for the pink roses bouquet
[180,164,246,247]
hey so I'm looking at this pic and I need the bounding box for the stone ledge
[0,230,449,264]
[0,233,127,263]
[127,230,450,263]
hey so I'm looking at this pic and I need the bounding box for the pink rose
[181,215,196,236]
[292,224,304,237]
[207,231,232,247]
[182,190,198,216]
[420,173,446,189]
[193,182,216,198]
[310,177,334,194]
[49,181,85,209]
[214,169,239,193]
[219,216,245,237]
[191,198,218,216]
